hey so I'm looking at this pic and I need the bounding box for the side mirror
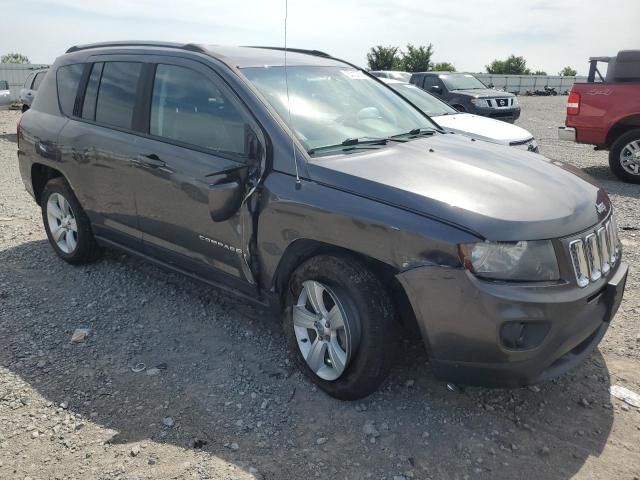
[208,176,244,222]
[430,85,442,94]
[207,124,262,223]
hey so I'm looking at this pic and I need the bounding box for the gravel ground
[0,96,639,480]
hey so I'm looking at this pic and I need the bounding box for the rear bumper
[397,261,628,388]
[558,126,576,142]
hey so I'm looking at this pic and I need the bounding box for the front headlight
[512,97,519,107]
[458,240,559,281]
[470,98,490,108]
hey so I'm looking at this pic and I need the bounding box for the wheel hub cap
[46,193,78,254]
[293,280,351,381]
[620,139,640,175]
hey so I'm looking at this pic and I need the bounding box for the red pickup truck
[559,50,640,183]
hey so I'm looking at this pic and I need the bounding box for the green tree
[431,61,456,72]
[1,52,30,64]
[486,55,530,74]
[401,44,434,73]
[559,66,577,76]
[533,70,547,75]
[366,46,401,71]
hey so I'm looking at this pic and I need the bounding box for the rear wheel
[609,129,640,184]
[21,104,29,113]
[283,254,398,400]
[41,178,102,264]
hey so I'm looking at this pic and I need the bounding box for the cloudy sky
[2,0,638,75]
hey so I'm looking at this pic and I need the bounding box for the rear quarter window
[32,71,47,91]
[56,64,85,116]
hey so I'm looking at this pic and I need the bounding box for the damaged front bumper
[396,260,628,387]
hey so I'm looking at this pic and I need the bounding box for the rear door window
[95,62,142,130]
[81,63,104,121]
[149,64,248,159]
[56,64,84,116]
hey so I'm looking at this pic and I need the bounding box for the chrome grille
[569,217,620,288]
[584,233,602,282]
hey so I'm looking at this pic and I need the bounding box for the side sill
[95,236,272,309]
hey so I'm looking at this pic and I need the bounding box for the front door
[130,60,263,290]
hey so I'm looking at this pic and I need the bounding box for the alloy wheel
[293,280,352,381]
[620,139,640,176]
[46,193,78,254]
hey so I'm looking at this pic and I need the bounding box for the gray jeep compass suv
[17,42,628,399]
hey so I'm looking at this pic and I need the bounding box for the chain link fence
[474,74,587,95]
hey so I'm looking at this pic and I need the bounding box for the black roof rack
[65,41,207,54]
[244,46,332,58]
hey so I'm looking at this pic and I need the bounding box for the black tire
[41,177,102,264]
[21,104,29,113]
[283,254,398,400]
[452,104,466,112]
[608,129,640,184]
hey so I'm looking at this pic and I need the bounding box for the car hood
[450,88,514,99]
[308,134,609,241]
[433,113,532,144]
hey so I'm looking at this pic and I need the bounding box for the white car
[381,78,538,152]
[19,69,48,112]
[0,80,12,110]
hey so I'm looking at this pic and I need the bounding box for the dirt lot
[0,96,639,480]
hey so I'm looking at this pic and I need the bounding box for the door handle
[136,153,166,168]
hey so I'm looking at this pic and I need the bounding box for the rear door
[57,58,145,248]
[130,58,264,290]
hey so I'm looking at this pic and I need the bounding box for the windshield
[440,74,486,90]
[242,66,436,152]
[390,83,457,117]
[0,80,8,91]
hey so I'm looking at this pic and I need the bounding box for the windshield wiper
[389,127,437,139]
[308,137,388,155]
[341,137,387,146]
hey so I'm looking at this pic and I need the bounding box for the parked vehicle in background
[19,69,48,112]
[369,70,411,81]
[525,86,558,96]
[559,50,640,183]
[0,80,12,110]
[410,72,521,122]
[381,78,538,152]
[18,42,627,400]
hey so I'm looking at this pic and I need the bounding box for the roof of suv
[414,72,465,76]
[65,42,348,69]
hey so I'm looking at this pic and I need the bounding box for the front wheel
[283,254,398,400]
[41,177,102,264]
[609,129,640,184]
[21,104,29,113]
